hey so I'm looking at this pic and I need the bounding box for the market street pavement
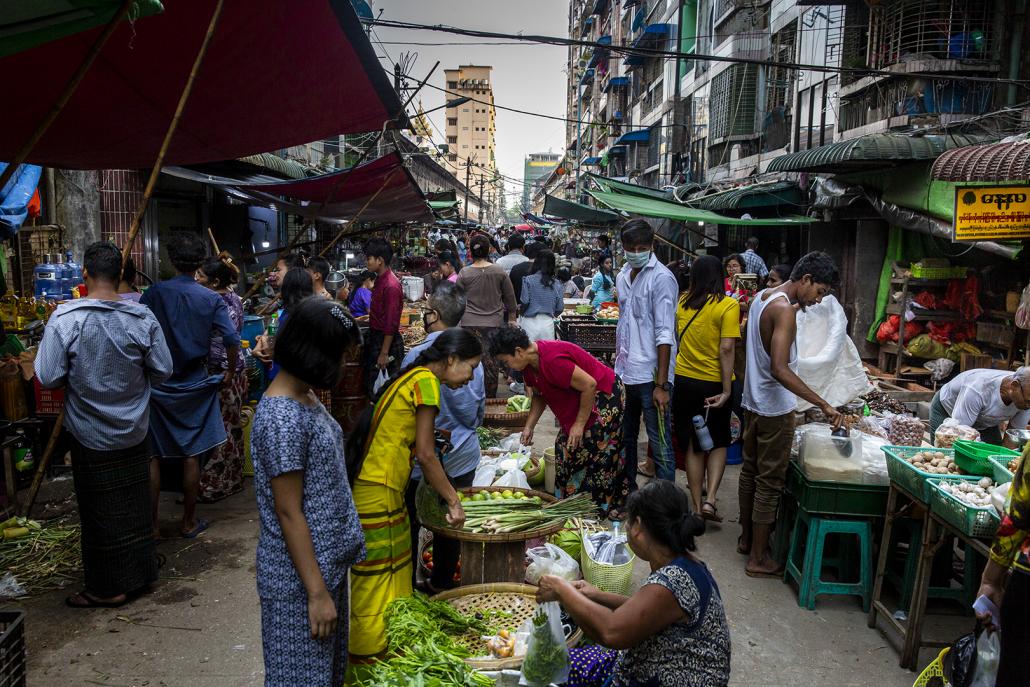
[22,411,964,686]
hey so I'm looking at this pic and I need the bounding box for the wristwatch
[660,382,673,392]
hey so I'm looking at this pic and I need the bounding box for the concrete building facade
[522,152,563,211]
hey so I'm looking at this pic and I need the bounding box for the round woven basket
[431,582,582,671]
[484,398,530,428]
[420,486,563,543]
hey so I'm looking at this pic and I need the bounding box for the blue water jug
[65,252,82,294]
[33,255,61,299]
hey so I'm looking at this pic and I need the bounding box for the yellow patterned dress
[348,367,440,663]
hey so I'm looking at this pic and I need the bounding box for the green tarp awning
[429,200,459,210]
[589,189,814,226]
[688,181,804,211]
[543,194,620,224]
[766,134,993,174]
[587,173,673,201]
[0,0,165,58]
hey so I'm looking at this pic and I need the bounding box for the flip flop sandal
[65,591,129,609]
[745,568,784,580]
[181,518,209,539]
[700,501,723,523]
[636,462,656,478]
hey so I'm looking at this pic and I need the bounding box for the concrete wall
[53,169,101,261]
[851,219,889,358]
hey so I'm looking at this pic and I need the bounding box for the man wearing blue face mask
[613,220,679,507]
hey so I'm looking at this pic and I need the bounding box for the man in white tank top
[738,252,844,579]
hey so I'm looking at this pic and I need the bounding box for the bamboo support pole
[121,0,226,269]
[20,409,66,517]
[0,0,136,192]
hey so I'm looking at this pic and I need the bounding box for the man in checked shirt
[36,241,172,608]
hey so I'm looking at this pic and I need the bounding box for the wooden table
[868,483,991,670]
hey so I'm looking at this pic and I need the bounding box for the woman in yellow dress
[344,328,481,665]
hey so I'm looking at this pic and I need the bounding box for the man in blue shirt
[402,282,486,593]
[141,232,240,540]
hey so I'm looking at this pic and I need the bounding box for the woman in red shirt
[491,328,632,516]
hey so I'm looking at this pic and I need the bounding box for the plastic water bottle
[65,251,82,294]
[692,415,714,452]
[241,340,263,397]
[55,254,72,300]
[266,313,279,344]
[33,255,61,299]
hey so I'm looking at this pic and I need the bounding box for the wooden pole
[20,409,65,517]
[0,0,136,193]
[207,227,221,254]
[121,0,226,269]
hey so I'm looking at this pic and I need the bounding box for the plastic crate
[785,461,888,517]
[988,455,1015,484]
[882,446,979,502]
[0,610,25,687]
[953,440,1018,477]
[561,322,616,353]
[909,263,967,280]
[928,479,999,539]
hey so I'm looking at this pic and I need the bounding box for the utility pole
[478,173,485,224]
[463,155,473,224]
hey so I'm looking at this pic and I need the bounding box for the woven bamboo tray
[431,583,583,671]
[421,486,563,543]
[484,398,530,428]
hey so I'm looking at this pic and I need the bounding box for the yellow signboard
[953,185,1030,241]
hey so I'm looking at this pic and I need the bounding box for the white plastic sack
[473,457,506,487]
[372,369,390,395]
[794,295,874,411]
[498,434,532,455]
[970,630,1000,687]
[494,468,531,490]
[525,543,580,584]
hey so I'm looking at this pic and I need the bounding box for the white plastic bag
[519,602,570,687]
[494,468,531,490]
[934,418,980,448]
[970,630,1000,687]
[525,543,580,584]
[372,369,390,395]
[794,295,874,411]
[473,457,506,487]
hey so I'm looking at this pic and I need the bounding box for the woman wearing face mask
[344,329,480,666]
[491,327,631,515]
[536,480,731,687]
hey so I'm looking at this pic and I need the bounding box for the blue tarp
[614,129,650,145]
[582,156,602,165]
[0,163,42,237]
[625,23,672,65]
[603,76,630,93]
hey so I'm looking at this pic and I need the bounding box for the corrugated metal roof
[930,140,1030,182]
[689,181,804,211]
[238,153,309,180]
[767,134,992,173]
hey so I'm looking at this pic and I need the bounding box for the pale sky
[370,0,570,210]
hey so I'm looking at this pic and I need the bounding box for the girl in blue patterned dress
[252,298,365,687]
[536,480,731,687]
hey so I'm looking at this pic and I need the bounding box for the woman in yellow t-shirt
[344,329,482,665]
[673,255,741,522]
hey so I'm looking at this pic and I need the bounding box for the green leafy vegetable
[476,426,508,449]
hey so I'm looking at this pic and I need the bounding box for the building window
[447,117,457,126]
[448,154,458,161]
[447,81,458,89]
[462,108,470,112]
[447,136,457,144]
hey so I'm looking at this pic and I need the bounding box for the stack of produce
[506,395,531,413]
[418,486,597,535]
[905,450,961,475]
[938,477,995,507]
[0,519,80,596]
[476,427,509,450]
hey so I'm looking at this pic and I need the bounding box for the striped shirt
[35,299,173,451]
[520,273,564,318]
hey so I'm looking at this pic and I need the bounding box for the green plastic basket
[988,455,1015,484]
[882,446,979,502]
[909,263,967,280]
[581,534,635,596]
[927,478,999,539]
[785,461,888,517]
[953,440,1018,477]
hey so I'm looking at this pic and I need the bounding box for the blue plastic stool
[785,509,874,612]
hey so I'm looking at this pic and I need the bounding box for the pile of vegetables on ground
[0,518,80,597]
[506,395,531,413]
[419,487,597,535]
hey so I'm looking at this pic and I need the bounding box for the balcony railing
[867,0,996,71]
[838,78,995,132]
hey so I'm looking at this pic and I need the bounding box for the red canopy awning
[233,152,431,223]
[0,0,404,169]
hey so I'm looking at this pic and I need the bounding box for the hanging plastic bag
[519,602,570,687]
[794,295,874,411]
[372,369,390,395]
[969,630,1000,687]
[1016,282,1030,329]
[945,631,978,687]
[493,467,531,490]
[525,543,580,584]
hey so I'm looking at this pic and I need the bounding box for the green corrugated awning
[238,153,309,180]
[589,189,813,226]
[587,173,673,201]
[543,194,620,224]
[0,0,164,58]
[766,134,993,173]
[689,181,804,211]
[428,200,459,210]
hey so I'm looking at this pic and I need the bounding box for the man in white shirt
[931,367,1030,445]
[495,234,529,274]
[615,220,679,499]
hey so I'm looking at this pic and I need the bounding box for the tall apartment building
[443,65,504,224]
[523,152,563,211]
[565,0,1015,191]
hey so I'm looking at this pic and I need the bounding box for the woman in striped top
[519,249,564,343]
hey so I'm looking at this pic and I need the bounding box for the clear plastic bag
[1016,282,1030,329]
[970,630,1000,687]
[494,467,531,490]
[935,418,981,449]
[372,369,390,395]
[883,412,925,446]
[525,543,580,584]
[583,523,633,566]
[519,602,570,687]
[854,416,889,441]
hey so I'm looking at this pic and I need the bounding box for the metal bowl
[1006,428,1030,448]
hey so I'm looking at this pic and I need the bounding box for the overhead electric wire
[367,17,1029,87]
